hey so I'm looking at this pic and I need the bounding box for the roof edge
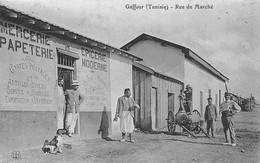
[187,49,229,82]
[0,4,142,62]
[121,33,186,51]
[121,33,228,82]
[133,62,183,85]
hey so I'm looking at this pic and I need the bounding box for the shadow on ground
[102,137,120,141]
[149,138,223,146]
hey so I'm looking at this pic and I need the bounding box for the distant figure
[178,89,185,112]
[42,130,63,154]
[114,88,140,143]
[220,92,241,146]
[65,81,84,137]
[204,97,217,138]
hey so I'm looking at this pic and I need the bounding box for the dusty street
[5,105,260,163]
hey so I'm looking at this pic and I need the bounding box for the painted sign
[4,56,53,106]
[0,19,55,110]
[80,47,110,111]
[0,20,53,60]
[81,47,107,72]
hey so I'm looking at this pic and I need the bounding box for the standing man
[57,77,66,129]
[184,85,192,113]
[114,88,140,143]
[220,92,241,146]
[65,81,84,137]
[204,97,217,138]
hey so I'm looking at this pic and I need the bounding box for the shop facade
[0,5,141,155]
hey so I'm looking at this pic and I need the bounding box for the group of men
[58,76,241,146]
[114,88,242,146]
[204,92,241,146]
[58,76,139,142]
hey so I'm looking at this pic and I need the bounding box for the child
[42,129,63,154]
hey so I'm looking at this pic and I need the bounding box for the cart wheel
[194,125,201,134]
[167,110,175,134]
[193,110,201,134]
[192,110,201,117]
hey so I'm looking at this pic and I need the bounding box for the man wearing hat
[220,92,241,146]
[64,81,84,137]
[204,97,217,138]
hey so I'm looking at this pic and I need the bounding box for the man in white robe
[114,88,140,143]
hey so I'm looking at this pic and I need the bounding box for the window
[200,91,203,115]
[58,53,75,68]
[57,48,79,81]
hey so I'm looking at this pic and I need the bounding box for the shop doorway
[58,68,73,90]
[57,48,79,135]
[58,67,79,134]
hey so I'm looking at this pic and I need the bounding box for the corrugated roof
[0,4,142,61]
[133,62,184,85]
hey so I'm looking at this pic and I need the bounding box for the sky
[1,0,259,102]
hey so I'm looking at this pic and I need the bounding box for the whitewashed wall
[184,58,226,115]
[110,53,133,136]
[127,40,185,82]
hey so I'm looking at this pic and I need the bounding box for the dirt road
[7,105,260,163]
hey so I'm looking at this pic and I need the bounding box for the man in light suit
[220,92,241,146]
[114,88,140,143]
[64,81,84,137]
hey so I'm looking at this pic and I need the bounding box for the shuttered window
[57,48,79,80]
[58,53,76,67]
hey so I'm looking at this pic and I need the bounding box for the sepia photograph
[0,0,259,162]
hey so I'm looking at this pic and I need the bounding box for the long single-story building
[122,33,229,117]
[0,5,142,155]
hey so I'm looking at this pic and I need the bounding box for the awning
[57,48,79,59]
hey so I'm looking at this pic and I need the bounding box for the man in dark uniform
[220,92,241,146]
[204,97,217,138]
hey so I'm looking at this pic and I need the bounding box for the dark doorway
[168,93,175,113]
[151,87,158,130]
[58,67,73,90]
[57,68,79,135]
[57,49,79,135]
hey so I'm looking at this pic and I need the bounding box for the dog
[42,129,64,154]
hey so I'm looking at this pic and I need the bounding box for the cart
[166,109,210,139]
[166,94,210,139]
